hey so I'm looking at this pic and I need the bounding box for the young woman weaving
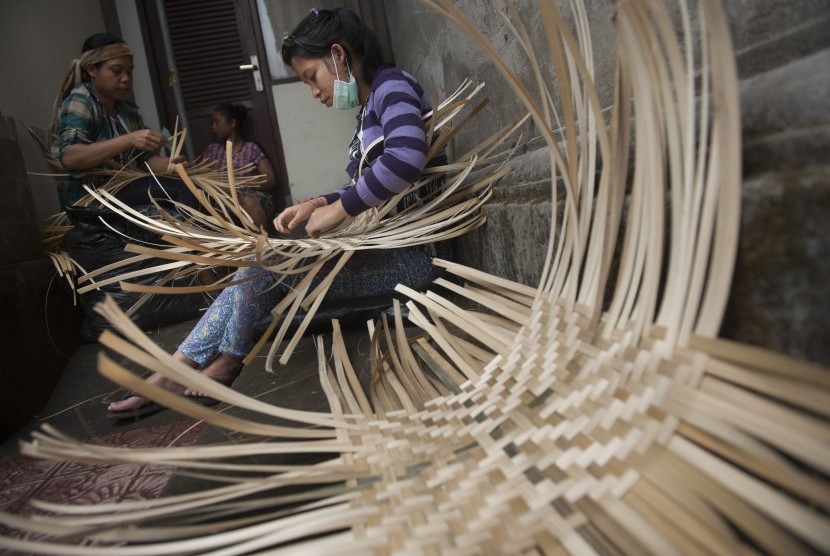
[107,7,445,419]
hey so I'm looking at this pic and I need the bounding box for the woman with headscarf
[49,33,195,210]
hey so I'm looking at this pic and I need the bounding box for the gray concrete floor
[0,316,376,464]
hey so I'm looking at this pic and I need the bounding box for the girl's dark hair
[82,33,125,53]
[213,102,249,129]
[281,7,384,85]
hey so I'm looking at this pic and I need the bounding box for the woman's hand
[128,129,167,152]
[306,201,348,238]
[273,201,317,234]
[61,128,171,171]
[147,155,186,174]
[273,199,348,237]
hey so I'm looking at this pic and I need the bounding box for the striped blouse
[322,66,445,216]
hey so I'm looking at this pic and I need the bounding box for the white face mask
[331,51,359,110]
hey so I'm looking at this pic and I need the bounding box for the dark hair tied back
[280,7,384,85]
[82,33,125,53]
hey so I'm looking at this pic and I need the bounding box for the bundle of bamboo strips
[2,0,828,554]
[40,126,271,295]
[46,80,521,333]
[74,79,524,360]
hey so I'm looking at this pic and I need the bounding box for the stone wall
[383,0,830,365]
[0,111,82,441]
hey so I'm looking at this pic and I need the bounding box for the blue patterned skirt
[178,247,435,367]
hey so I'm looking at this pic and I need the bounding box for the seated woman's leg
[107,266,281,413]
[179,266,282,366]
[185,250,433,397]
[232,190,273,233]
[240,195,268,232]
[180,266,284,397]
[107,249,431,413]
[323,247,436,303]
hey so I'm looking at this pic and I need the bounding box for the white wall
[0,0,106,129]
[273,81,360,202]
[114,0,161,132]
[0,1,108,220]
[256,0,372,204]
[0,1,159,133]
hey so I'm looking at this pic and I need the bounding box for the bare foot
[106,352,199,414]
[107,373,185,413]
[183,354,243,398]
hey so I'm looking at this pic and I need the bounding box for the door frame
[136,0,292,212]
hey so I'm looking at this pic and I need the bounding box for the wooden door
[138,0,291,212]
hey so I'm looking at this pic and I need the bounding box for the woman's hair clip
[282,31,294,46]
[310,7,319,15]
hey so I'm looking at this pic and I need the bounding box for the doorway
[137,0,291,212]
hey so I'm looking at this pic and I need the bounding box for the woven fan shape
[2,0,828,554]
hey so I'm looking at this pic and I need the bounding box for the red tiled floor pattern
[0,419,205,546]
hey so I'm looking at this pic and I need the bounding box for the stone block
[0,111,43,266]
[741,49,830,138]
[720,167,830,366]
[0,258,83,441]
[454,193,553,288]
[740,48,830,177]
[724,0,830,79]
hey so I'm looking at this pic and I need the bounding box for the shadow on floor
[0,316,379,546]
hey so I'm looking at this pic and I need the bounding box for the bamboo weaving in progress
[2,0,828,554]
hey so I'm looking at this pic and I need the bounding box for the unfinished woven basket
[2,0,828,554]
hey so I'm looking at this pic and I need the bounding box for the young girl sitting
[201,103,277,232]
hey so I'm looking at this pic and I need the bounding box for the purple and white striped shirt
[322,66,445,215]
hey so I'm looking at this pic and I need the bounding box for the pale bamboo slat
[5,0,828,554]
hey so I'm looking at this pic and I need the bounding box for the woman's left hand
[306,201,348,238]
[274,201,316,234]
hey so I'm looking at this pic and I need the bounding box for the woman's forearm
[61,129,168,171]
[60,135,134,171]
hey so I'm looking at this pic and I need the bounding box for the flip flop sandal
[182,375,237,406]
[106,390,166,421]
[107,386,224,420]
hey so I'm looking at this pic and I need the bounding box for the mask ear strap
[331,50,342,81]
[331,48,351,80]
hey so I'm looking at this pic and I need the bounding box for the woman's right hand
[129,129,167,152]
[273,201,317,234]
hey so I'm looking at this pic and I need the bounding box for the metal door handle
[239,55,264,92]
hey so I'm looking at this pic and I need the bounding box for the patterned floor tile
[0,419,205,547]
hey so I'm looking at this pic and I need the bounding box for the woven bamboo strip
[94,298,351,430]
[676,421,830,507]
[4,0,829,554]
[45,80,499,303]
